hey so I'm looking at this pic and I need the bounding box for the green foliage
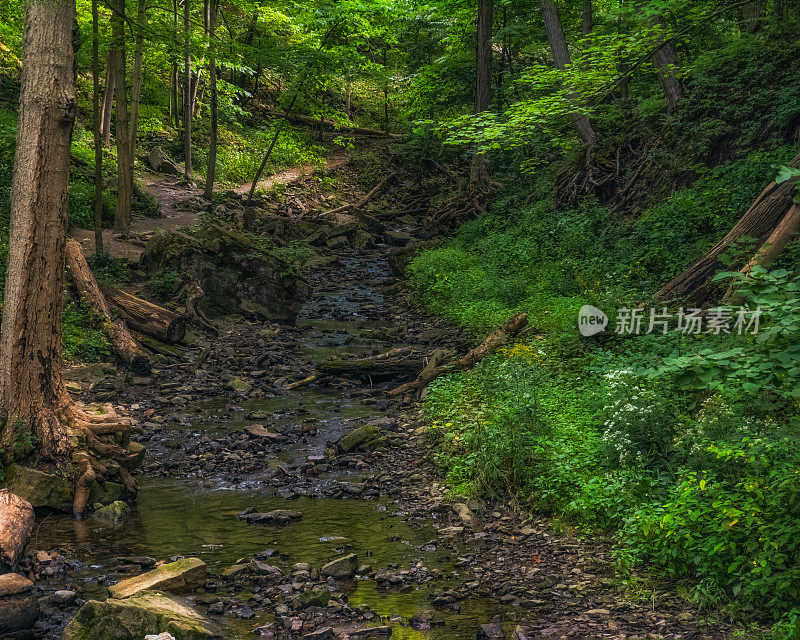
[62,303,111,363]
[87,253,129,287]
[146,269,178,299]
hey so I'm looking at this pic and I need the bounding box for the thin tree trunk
[0,0,77,461]
[656,153,800,304]
[183,0,193,183]
[582,0,592,36]
[541,0,597,148]
[129,0,147,157]
[204,0,218,200]
[91,0,104,255]
[469,0,493,186]
[650,13,682,112]
[172,0,180,129]
[110,0,132,234]
[100,62,114,147]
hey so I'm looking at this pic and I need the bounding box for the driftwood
[322,171,398,217]
[388,312,529,397]
[0,490,34,569]
[104,286,186,343]
[65,239,151,374]
[317,346,427,379]
[285,373,322,390]
[265,110,402,138]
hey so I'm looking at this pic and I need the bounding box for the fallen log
[65,239,151,375]
[103,287,186,343]
[388,312,529,397]
[265,110,403,138]
[317,346,427,379]
[0,490,34,569]
[321,171,398,217]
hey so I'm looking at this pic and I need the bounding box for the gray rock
[321,553,357,579]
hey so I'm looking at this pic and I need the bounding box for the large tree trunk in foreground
[389,312,528,397]
[650,13,682,113]
[91,0,104,255]
[656,153,800,304]
[110,0,132,234]
[65,239,152,374]
[203,0,218,199]
[0,0,77,461]
[103,286,187,343]
[0,490,34,569]
[469,0,493,187]
[541,0,597,149]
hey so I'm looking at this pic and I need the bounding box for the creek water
[32,250,505,638]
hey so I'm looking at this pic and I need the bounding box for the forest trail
[71,154,348,260]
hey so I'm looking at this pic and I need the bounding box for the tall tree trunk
[469,0,493,186]
[204,0,218,200]
[541,0,597,148]
[0,0,76,461]
[650,12,682,112]
[172,0,180,129]
[110,0,132,234]
[100,62,114,147]
[740,0,766,32]
[129,0,147,157]
[91,0,104,255]
[656,153,800,304]
[582,0,592,36]
[183,0,193,183]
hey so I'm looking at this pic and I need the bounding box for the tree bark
[91,0,104,255]
[110,0,132,234]
[469,0,493,187]
[103,286,187,343]
[183,0,193,183]
[582,0,592,36]
[650,13,682,112]
[656,153,800,304]
[541,0,597,148]
[0,0,77,461]
[100,61,114,147]
[203,0,218,199]
[129,0,147,158]
[65,239,152,374]
[0,490,34,569]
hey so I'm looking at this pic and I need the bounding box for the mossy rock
[92,500,131,525]
[336,425,381,454]
[109,558,207,599]
[61,591,221,640]
[5,464,125,513]
[140,223,311,321]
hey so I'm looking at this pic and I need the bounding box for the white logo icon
[578,305,608,336]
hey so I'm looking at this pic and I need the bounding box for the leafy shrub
[146,269,178,299]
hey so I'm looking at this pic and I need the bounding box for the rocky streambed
[10,200,733,640]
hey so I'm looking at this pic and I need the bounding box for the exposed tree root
[178,272,218,334]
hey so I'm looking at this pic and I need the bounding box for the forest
[0,0,799,638]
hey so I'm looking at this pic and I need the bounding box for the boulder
[4,464,124,513]
[62,591,220,640]
[147,147,182,176]
[383,230,412,247]
[452,503,483,532]
[336,425,381,454]
[93,501,131,525]
[140,224,311,321]
[0,594,39,634]
[0,573,33,597]
[109,558,206,599]
[296,589,331,609]
[125,442,147,469]
[321,553,357,579]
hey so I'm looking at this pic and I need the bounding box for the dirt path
[72,155,347,260]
